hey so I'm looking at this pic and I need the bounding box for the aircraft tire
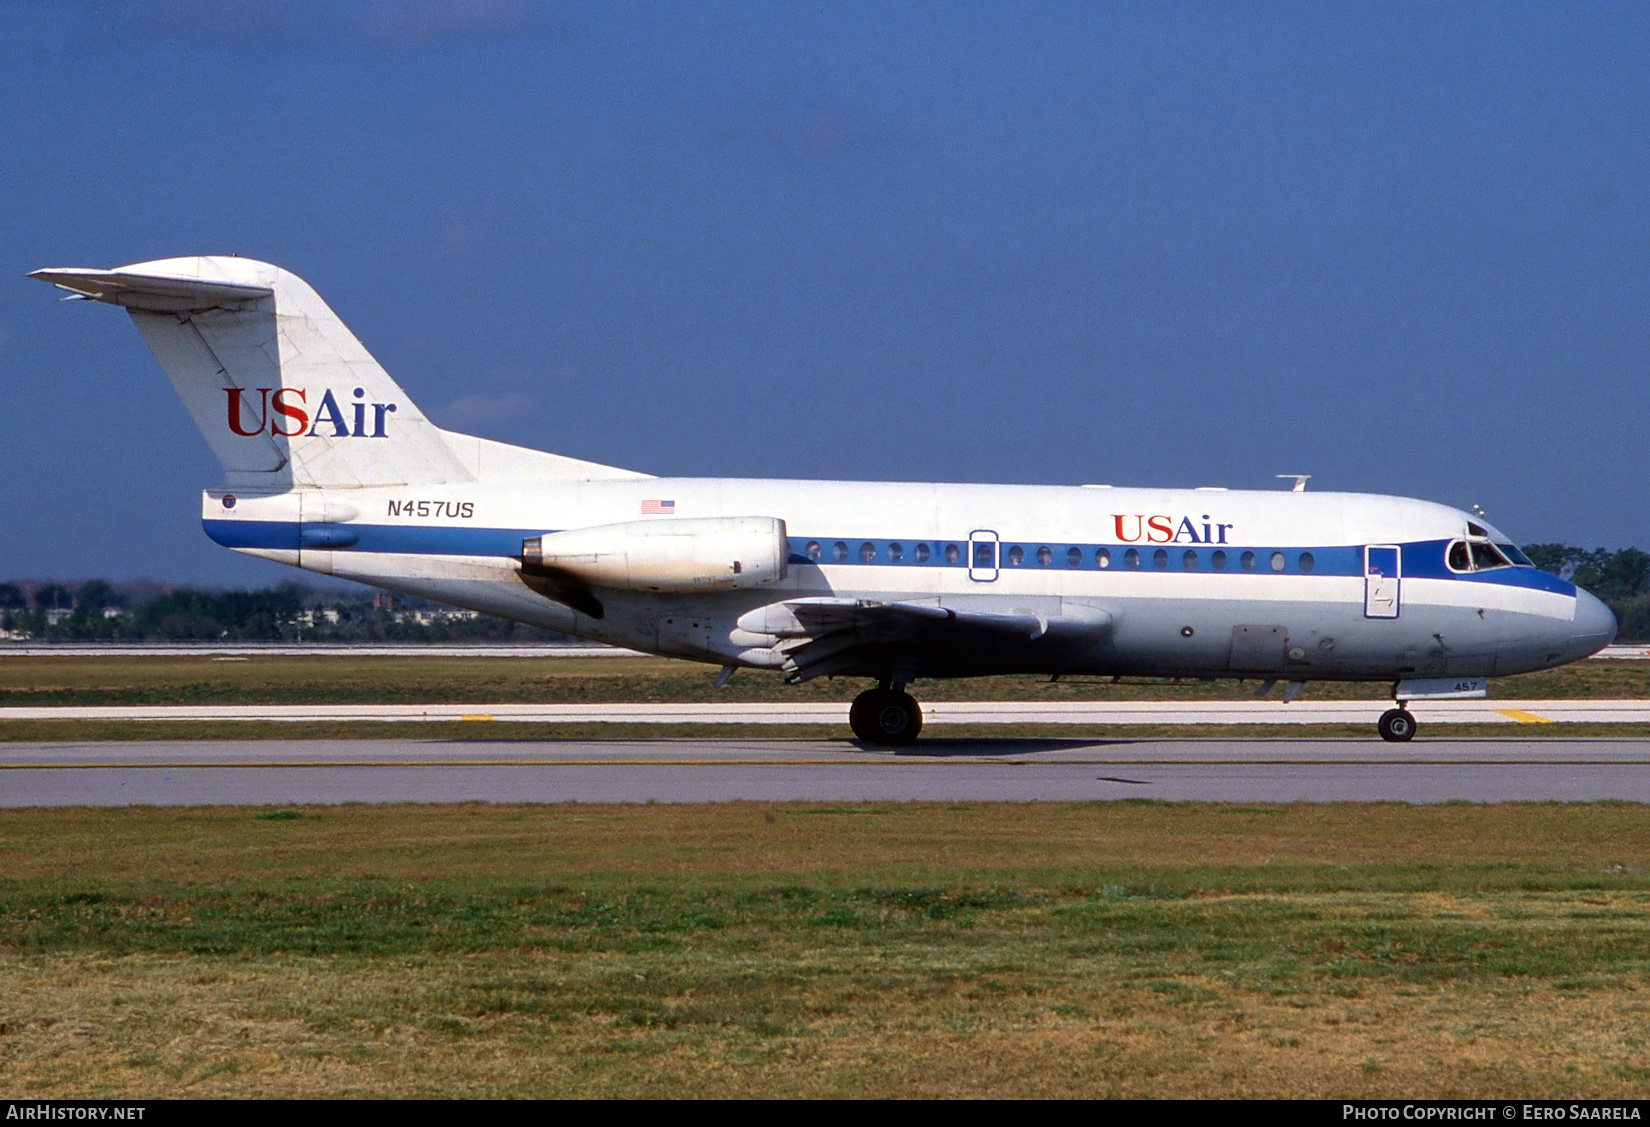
[1377,707,1416,742]
[849,689,923,746]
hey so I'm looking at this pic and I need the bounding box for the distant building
[396,609,479,625]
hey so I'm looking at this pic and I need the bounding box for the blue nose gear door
[1364,545,1400,619]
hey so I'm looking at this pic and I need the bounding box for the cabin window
[1299,552,1315,573]
[1240,551,1256,571]
[1153,548,1169,569]
[1470,540,1512,570]
[1447,540,1470,572]
[1270,551,1285,571]
[1211,550,1227,570]
[944,543,961,564]
[1096,547,1112,568]
[805,541,821,561]
[832,541,849,562]
[887,542,904,563]
[859,542,877,563]
[1036,546,1053,567]
[974,542,994,568]
[1124,548,1140,569]
[1066,546,1082,568]
[1007,545,1025,566]
[914,543,931,563]
[1182,549,1197,569]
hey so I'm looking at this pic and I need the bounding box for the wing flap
[756,597,1108,682]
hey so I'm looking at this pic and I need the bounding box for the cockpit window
[1496,542,1533,567]
[1467,521,1488,538]
[1449,538,1517,572]
[1470,540,1512,570]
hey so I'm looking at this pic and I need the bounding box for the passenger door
[1364,545,1401,619]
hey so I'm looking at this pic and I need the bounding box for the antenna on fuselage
[1276,474,1311,493]
[1471,504,1488,518]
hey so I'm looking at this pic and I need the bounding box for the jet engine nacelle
[522,516,789,593]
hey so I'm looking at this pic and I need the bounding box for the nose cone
[1572,589,1617,657]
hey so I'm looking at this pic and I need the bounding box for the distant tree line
[0,580,570,643]
[4,545,1649,643]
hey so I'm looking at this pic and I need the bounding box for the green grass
[0,653,1644,707]
[2,802,1649,1097]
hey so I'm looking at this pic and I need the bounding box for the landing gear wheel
[849,688,923,746]
[1377,707,1416,742]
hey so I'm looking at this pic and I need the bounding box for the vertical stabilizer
[31,256,473,489]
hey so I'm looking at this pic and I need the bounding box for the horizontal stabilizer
[28,268,272,312]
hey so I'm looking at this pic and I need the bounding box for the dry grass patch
[0,654,1644,708]
[0,803,1647,1095]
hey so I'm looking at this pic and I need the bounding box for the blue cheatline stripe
[204,520,529,557]
[1400,539,1576,594]
[201,521,1576,595]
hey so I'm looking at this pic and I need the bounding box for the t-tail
[29,256,641,489]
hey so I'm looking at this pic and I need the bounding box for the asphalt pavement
[3,736,1646,805]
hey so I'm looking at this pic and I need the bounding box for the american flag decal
[641,499,676,515]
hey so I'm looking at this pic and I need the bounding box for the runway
[4,699,1649,724]
[3,737,1648,805]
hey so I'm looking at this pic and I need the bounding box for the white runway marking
[3,700,1649,724]
[0,643,643,658]
[1,643,1646,659]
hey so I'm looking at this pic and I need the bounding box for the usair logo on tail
[226,387,397,438]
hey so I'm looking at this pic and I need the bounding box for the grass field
[4,657,1649,1096]
[2,801,1648,1098]
[2,653,1647,706]
[1,654,1647,741]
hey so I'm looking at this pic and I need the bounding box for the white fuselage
[204,477,1615,684]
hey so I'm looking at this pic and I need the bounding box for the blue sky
[2,1,1646,584]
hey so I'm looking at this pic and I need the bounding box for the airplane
[30,256,1617,743]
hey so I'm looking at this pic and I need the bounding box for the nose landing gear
[849,682,923,746]
[1377,705,1416,742]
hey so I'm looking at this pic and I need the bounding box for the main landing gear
[849,682,923,746]
[1377,705,1416,743]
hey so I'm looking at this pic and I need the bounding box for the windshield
[1470,518,1533,566]
[1469,540,1512,570]
[1458,515,1534,569]
[1448,537,1526,573]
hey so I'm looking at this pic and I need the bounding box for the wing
[739,598,1113,682]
